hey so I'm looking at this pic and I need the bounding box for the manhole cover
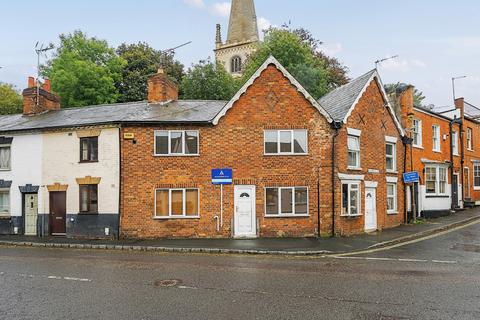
[154,279,182,287]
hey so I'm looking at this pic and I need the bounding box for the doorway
[23,193,38,236]
[364,187,377,231]
[49,192,66,235]
[233,185,256,238]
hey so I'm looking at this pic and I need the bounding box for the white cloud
[320,42,343,56]
[209,2,231,17]
[378,56,426,73]
[257,17,272,39]
[183,0,205,8]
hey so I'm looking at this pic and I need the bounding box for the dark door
[50,192,66,234]
[452,175,459,208]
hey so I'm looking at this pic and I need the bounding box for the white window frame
[474,164,480,190]
[425,165,448,196]
[385,142,397,173]
[412,119,422,148]
[467,128,473,151]
[154,130,199,156]
[0,188,10,217]
[341,182,361,217]
[0,144,11,171]
[154,188,200,219]
[347,135,361,169]
[263,130,308,156]
[386,183,398,214]
[452,131,459,156]
[264,187,309,217]
[432,125,441,152]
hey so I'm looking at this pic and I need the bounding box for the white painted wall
[41,128,120,215]
[0,133,43,217]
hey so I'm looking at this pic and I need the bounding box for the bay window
[425,165,448,195]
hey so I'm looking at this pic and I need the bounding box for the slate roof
[465,101,480,119]
[318,70,377,122]
[0,100,227,133]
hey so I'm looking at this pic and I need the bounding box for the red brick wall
[463,117,480,202]
[121,65,334,239]
[331,80,406,236]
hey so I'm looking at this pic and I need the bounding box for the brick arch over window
[231,56,242,73]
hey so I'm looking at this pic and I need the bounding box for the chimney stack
[22,77,61,115]
[454,97,465,120]
[147,69,179,104]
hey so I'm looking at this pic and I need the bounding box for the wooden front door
[50,192,66,235]
[24,194,38,236]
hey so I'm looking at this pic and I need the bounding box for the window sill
[153,216,200,220]
[433,150,442,154]
[347,167,362,171]
[387,211,399,215]
[340,214,362,218]
[467,149,474,152]
[473,187,480,191]
[153,154,200,157]
[0,168,11,171]
[413,145,423,150]
[453,154,460,157]
[264,214,309,218]
[79,160,99,164]
[386,170,398,174]
[425,195,449,198]
[263,153,309,157]
[78,212,99,215]
[0,215,11,219]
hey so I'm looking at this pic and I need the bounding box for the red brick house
[119,56,406,238]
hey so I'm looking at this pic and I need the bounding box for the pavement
[1,221,480,319]
[0,208,479,255]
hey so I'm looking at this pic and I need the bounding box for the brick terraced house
[119,56,407,238]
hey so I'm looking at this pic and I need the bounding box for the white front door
[234,185,256,238]
[364,187,377,231]
[24,194,38,236]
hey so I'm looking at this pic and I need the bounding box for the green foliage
[384,82,427,107]
[0,83,23,115]
[242,27,349,99]
[43,30,126,108]
[116,42,184,102]
[180,59,239,100]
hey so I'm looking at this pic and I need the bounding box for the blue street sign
[403,171,419,184]
[212,168,233,185]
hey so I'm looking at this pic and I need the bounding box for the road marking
[0,271,91,283]
[432,260,458,264]
[330,256,458,264]
[398,258,428,263]
[335,219,480,257]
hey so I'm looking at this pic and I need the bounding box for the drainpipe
[449,116,462,211]
[402,136,413,224]
[117,124,122,240]
[331,121,342,237]
[317,166,321,237]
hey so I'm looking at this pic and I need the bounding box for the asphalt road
[0,222,479,320]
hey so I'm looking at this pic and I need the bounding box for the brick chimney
[396,85,415,131]
[454,97,465,120]
[147,69,179,104]
[22,77,60,115]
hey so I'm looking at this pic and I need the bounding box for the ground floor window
[79,184,98,213]
[265,187,308,216]
[387,183,397,213]
[0,189,9,216]
[342,183,360,216]
[155,188,199,218]
[425,165,447,195]
[474,164,480,189]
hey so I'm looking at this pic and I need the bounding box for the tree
[180,59,239,100]
[242,27,349,99]
[0,83,23,115]
[43,30,126,108]
[384,82,426,107]
[116,42,184,102]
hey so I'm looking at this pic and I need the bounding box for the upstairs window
[80,137,98,162]
[467,128,473,150]
[0,145,11,170]
[347,135,360,169]
[231,56,242,73]
[264,130,307,155]
[412,119,422,147]
[386,142,396,172]
[452,131,459,155]
[432,125,440,152]
[154,130,199,156]
[79,185,98,214]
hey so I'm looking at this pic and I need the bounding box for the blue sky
[1,0,479,107]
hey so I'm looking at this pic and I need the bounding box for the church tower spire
[214,0,260,76]
[226,0,259,45]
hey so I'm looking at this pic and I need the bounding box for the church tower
[214,0,259,76]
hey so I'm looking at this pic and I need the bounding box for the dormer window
[231,56,242,73]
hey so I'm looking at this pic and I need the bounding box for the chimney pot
[28,76,36,88]
[43,79,51,92]
[22,77,60,115]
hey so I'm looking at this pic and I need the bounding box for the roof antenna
[35,42,55,108]
[374,55,398,69]
[159,41,192,72]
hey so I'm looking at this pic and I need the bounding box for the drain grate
[154,279,183,287]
